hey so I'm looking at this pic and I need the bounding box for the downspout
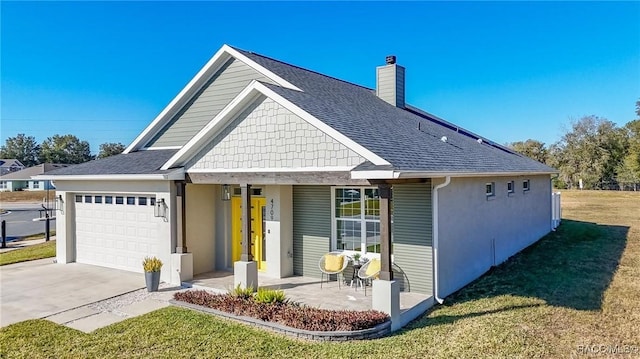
[432,176,451,304]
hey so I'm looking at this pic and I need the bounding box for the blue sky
[2,1,639,154]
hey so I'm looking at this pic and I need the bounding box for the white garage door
[75,194,161,272]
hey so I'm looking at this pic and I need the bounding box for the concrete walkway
[45,284,185,333]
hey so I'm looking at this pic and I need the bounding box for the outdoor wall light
[154,198,167,219]
[55,194,64,213]
[222,184,231,201]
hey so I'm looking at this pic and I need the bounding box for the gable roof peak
[230,46,373,92]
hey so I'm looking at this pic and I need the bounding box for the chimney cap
[385,55,396,65]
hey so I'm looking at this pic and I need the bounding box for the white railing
[552,192,562,230]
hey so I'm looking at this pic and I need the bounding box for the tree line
[0,134,125,167]
[507,100,640,190]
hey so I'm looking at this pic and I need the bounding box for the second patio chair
[318,252,349,289]
[357,258,381,296]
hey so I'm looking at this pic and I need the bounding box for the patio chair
[357,258,381,296]
[318,252,349,289]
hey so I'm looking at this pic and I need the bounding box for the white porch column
[56,192,75,263]
[234,183,258,290]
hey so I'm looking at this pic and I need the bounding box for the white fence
[552,192,562,230]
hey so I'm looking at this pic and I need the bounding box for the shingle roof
[0,163,70,180]
[234,47,555,174]
[45,150,178,176]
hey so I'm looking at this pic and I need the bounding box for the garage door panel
[75,193,161,273]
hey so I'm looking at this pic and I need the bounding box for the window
[32,181,40,189]
[138,197,147,205]
[0,181,6,189]
[333,187,384,254]
[95,195,103,204]
[116,196,124,205]
[127,196,135,205]
[507,181,514,194]
[523,179,530,192]
[486,182,495,197]
[75,195,82,203]
[150,197,156,206]
[105,196,113,204]
[84,195,92,203]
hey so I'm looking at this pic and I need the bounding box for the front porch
[183,271,434,327]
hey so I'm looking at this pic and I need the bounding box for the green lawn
[0,240,56,266]
[1,191,638,358]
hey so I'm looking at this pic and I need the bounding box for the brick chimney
[376,55,405,108]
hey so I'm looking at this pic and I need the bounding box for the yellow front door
[231,196,267,271]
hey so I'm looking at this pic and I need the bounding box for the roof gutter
[432,176,451,304]
[32,170,185,181]
[351,170,557,180]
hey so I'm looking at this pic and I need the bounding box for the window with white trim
[0,181,6,189]
[486,182,495,197]
[523,179,530,192]
[507,180,514,194]
[32,181,40,189]
[333,187,385,254]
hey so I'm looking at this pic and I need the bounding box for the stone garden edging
[169,299,391,341]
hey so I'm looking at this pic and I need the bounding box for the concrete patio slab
[186,271,433,316]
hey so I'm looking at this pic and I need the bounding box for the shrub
[173,290,389,331]
[142,256,162,272]
[255,287,287,304]
[230,284,254,299]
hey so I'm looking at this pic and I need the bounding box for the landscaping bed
[172,289,390,340]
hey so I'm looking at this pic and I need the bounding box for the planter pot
[145,271,161,292]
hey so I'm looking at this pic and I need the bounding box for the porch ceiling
[187,171,371,186]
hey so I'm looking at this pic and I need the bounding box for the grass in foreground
[1,190,638,358]
[0,240,56,266]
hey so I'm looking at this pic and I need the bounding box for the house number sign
[269,198,275,220]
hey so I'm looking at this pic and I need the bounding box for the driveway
[0,258,145,327]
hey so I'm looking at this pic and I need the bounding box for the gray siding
[392,181,433,294]
[292,185,331,277]
[187,97,365,171]
[147,58,274,148]
[376,64,405,108]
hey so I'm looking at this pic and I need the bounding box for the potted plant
[352,253,362,265]
[142,256,163,292]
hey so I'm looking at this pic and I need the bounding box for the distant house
[0,163,69,192]
[0,159,25,176]
[41,45,557,330]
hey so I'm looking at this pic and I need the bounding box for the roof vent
[385,55,397,65]
[477,138,483,144]
[441,136,448,143]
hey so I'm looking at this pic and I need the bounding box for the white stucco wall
[264,185,294,278]
[54,180,176,283]
[185,184,216,275]
[435,175,552,298]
